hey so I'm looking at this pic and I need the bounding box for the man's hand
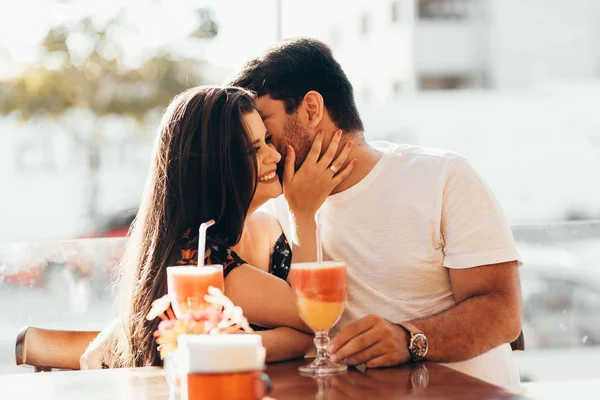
[328,315,411,368]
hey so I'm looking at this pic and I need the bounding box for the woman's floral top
[175,229,246,277]
[175,229,292,280]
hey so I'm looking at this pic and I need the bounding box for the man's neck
[331,139,383,195]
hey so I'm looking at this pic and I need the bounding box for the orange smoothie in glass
[167,265,224,318]
[290,261,347,332]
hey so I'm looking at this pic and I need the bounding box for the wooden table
[0,359,596,399]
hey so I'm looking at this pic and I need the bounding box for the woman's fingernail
[336,130,342,138]
[351,159,357,165]
[347,141,353,148]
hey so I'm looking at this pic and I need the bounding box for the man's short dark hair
[228,37,364,133]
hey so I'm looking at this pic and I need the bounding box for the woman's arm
[257,327,313,363]
[80,318,121,369]
[225,265,311,334]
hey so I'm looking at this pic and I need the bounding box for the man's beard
[282,112,312,171]
[276,112,312,183]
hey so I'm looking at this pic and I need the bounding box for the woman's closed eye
[253,133,273,153]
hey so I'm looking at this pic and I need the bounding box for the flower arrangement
[146,286,253,360]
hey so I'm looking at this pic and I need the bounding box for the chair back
[15,326,100,372]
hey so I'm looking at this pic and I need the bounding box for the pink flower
[157,320,177,333]
[147,286,254,360]
[146,295,172,321]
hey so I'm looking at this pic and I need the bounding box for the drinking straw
[198,220,215,268]
[316,212,323,263]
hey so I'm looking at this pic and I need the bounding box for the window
[418,74,474,90]
[391,1,402,23]
[362,86,371,102]
[329,27,341,49]
[360,12,370,36]
[418,0,472,20]
[392,81,403,96]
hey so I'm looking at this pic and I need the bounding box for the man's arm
[328,260,522,367]
[409,260,521,362]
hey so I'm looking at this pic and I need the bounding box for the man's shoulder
[371,141,465,169]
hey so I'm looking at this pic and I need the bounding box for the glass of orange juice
[290,261,347,375]
[167,265,224,318]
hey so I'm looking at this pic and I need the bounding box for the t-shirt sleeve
[439,156,521,269]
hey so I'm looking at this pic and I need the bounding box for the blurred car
[517,242,600,348]
[76,209,137,240]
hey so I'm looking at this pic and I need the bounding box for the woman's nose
[267,146,282,164]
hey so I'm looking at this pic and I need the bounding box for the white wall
[358,84,600,222]
[488,0,600,88]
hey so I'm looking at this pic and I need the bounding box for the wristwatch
[397,322,428,362]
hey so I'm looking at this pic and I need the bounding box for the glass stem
[314,330,330,360]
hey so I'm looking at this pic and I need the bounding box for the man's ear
[301,91,325,129]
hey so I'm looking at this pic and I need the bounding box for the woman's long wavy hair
[107,86,258,367]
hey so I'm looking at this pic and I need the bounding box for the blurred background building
[1,0,599,243]
[291,0,600,94]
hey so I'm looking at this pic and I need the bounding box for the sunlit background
[1,0,600,382]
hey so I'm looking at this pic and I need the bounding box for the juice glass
[167,265,224,318]
[290,261,347,375]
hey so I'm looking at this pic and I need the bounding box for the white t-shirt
[267,141,521,387]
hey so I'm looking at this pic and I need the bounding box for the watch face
[410,334,428,358]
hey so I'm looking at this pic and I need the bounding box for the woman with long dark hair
[91,86,354,368]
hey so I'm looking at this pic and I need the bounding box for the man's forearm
[408,293,521,363]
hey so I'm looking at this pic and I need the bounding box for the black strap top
[269,233,292,280]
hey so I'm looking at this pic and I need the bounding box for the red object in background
[77,226,130,239]
[2,265,46,288]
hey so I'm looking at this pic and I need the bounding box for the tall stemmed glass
[290,260,347,375]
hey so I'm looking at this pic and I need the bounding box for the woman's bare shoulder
[247,212,283,242]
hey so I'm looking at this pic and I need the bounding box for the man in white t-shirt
[229,37,523,386]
